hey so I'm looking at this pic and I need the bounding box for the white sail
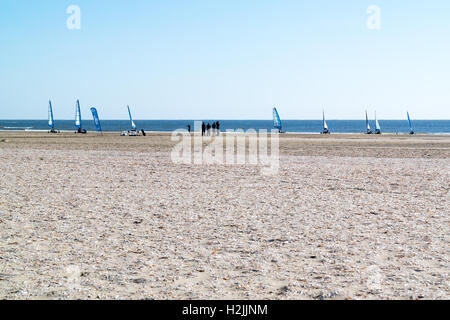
[366,110,371,131]
[48,101,54,128]
[323,110,328,130]
[75,100,81,128]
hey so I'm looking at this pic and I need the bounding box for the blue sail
[407,111,414,134]
[127,105,137,130]
[90,107,102,132]
[375,111,381,131]
[273,107,282,131]
[75,100,82,129]
[48,100,54,129]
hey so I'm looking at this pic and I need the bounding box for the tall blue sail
[273,107,282,131]
[407,111,414,134]
[127,105,137,130]
[375,111,381,131]
[407,112,412,130]
[75,100,82,129]
[90,107,102,132]
[48,100,54,129]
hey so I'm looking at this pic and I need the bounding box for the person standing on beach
[207,123,211,136]
[187,124,191,133]
[216,121,220,135]
[212,122,216,136]
[202,122,206,136]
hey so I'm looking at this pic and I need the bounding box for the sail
[90,107,102,132]
[375,111,381,131]
[128,105,137,130]
[48,100,54,128]
[273,107,282,131]
[407,111,413,132]
[75,100,82,129]
[323,110,329,130]
[366,110,371,131]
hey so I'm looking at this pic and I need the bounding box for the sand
[0,131,449,300]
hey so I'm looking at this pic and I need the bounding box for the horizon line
[1,118,450,121]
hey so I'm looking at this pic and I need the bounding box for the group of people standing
[185,121,221,136]
[202,121,220,136]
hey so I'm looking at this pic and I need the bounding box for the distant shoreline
[1,119,449,134]
[1,129,450,136]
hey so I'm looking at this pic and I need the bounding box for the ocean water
[0,119,449,134]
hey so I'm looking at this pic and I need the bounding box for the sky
[1,0,449,120]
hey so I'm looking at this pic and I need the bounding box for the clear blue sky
[1,0,449,120]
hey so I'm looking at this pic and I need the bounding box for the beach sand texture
[0,132,449,299]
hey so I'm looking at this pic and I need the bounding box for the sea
[0,120,449,134]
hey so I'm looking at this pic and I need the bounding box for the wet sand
[0,132,449,299]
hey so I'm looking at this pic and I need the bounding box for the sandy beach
[0,131,449,300]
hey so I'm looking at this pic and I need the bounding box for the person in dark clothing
[216,121,220,135]
[206,123,211,136]
[141,129,146,136]
[212,122,216,136]
[201,122,206,136]
[187,124,191,133]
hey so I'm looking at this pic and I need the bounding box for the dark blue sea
[0,120,449,134]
